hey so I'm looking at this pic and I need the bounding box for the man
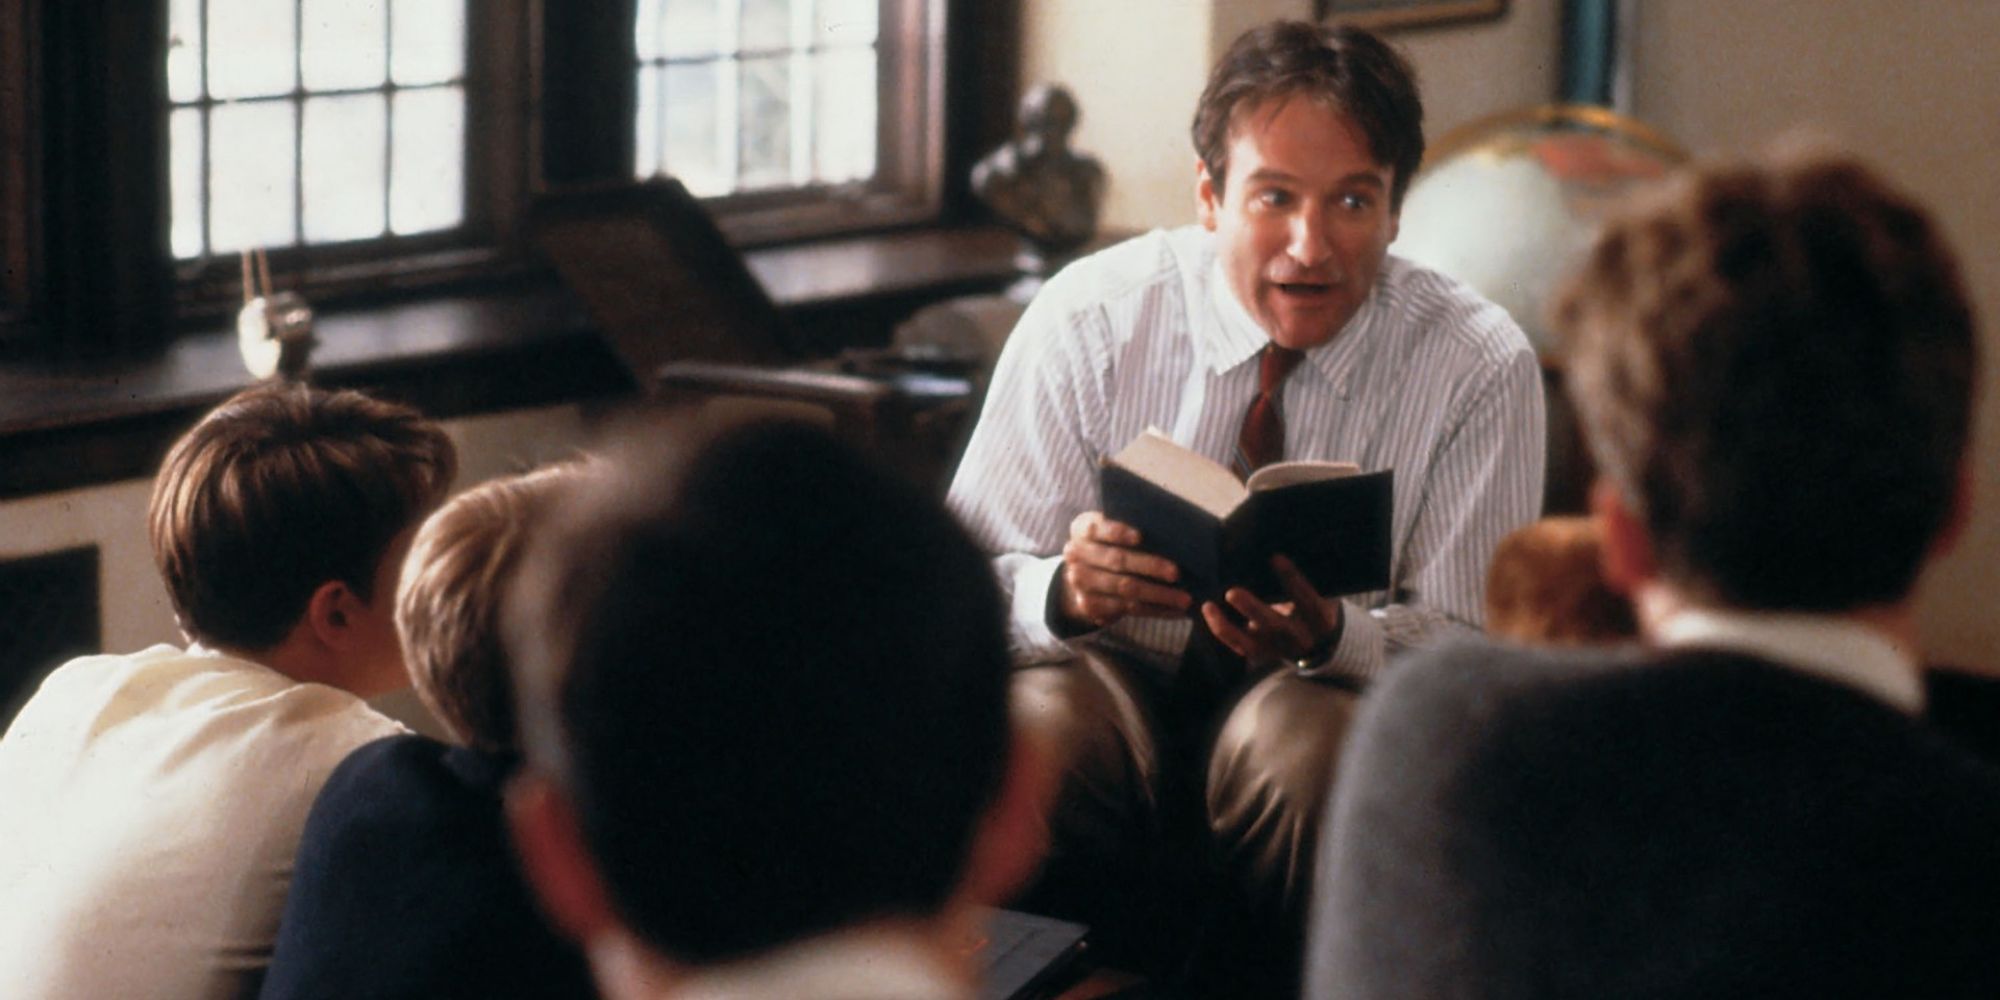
[0,384,457,999]
[1307,153,2000,998]
[946,18,1543,982]
[503,418,1049,1000]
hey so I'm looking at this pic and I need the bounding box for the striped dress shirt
[947,226,1546,680]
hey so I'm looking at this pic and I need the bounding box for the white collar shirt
[949,226,1546,679]
[0,644,406,999]
[1654,606,1924,714]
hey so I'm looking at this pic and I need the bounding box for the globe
[1392,104,1689,357]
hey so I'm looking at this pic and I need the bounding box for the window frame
[625,0,948,247]
[0,0,35,343]
[166,0,947,319]
[0,0,955,350]
[167,0,539,324]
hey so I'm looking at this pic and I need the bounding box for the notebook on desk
[979,908,1090,1000]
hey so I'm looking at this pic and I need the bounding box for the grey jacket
[1307,640,2000,999]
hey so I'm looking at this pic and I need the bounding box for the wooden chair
[533,180,981,490]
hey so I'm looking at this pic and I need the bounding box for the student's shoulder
[321,732,451,789]
[235,674,411,776]
[1361,638,1642,749]
[21,643,200,698]
[306,733,474,832]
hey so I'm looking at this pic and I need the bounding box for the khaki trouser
[1010,648,1361,994]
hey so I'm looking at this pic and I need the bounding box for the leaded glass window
[633,0,880,197]
[166,0,468,261]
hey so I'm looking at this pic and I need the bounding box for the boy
[0,384,456,999]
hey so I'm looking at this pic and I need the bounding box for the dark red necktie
[1233,344,1305,479]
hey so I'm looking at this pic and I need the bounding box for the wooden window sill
[0,224,1027,499]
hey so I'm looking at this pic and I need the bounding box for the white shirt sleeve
[1305,345,1546,680]
[948,285,1115,662]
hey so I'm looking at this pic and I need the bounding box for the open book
[1098,428,1392,605]
[978,908,1089,1000]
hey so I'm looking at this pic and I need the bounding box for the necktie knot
[1259,344,1305,393]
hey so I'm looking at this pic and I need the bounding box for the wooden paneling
[0,546,98,731]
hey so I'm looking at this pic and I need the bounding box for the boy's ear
[1931,459,1976,559]
[1591,478,1657,596]
[957,726,1054,909]
[507,772,618,944]
[1196,160,1220,231]
[304,579,359,649]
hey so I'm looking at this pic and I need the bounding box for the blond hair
[396,462,587,751]
[1484,516,1636,645]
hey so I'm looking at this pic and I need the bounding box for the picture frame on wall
[1314,0,1507,32]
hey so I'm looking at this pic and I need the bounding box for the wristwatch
[1288,615,1346,673]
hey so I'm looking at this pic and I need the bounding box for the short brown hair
[396,463,586,752]
[1555,153,1977,611]
[1485,517,1637,645]
[506,417,1010,964]
[1191,21,1424,209]
[148,384,457,651]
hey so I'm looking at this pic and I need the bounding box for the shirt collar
[670,927,970,1000]
[1653,606,1924,714]
[185,641,280,676]
[1202,255,1384,399]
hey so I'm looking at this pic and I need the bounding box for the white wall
[1377,1,1562,148]
[0,479,176,654]
[0,403,597,728]
[1019,0,1214,232]
[1629,0,2000,669]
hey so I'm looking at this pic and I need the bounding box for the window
[634,0,879,197]
[164,0,942,286]
[154,0,528,314]
[165,0,470,261]
[630,0,945,244]
[0,0,957,354]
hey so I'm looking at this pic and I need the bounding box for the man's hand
[1056,511,1192,630]
[1200,554,1343,667]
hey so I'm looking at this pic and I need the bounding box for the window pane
[736,55,793,190]
[636,0,666,61]
[662,0,723,59]
[634,0,904,201]
[789,52,813,182]
[740,0,797,53]
[664,62,726,195]
[210,101,298,254]
[167,0,204,103]
[170,109,206,258]
[813,47,874,184]
[392,0,466,86]
[636,63,664,178]
[815,0,878,46]
[207,0,297,100]
[302,0,386,91]
[390,87,465,234]
[303,94,387,243]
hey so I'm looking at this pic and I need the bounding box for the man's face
[1197,96,1400,351]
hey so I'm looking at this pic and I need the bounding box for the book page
[1108,428,1247,519]
[1246,459,1361,493]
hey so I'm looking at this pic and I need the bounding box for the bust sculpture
[972,83,1106,283]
